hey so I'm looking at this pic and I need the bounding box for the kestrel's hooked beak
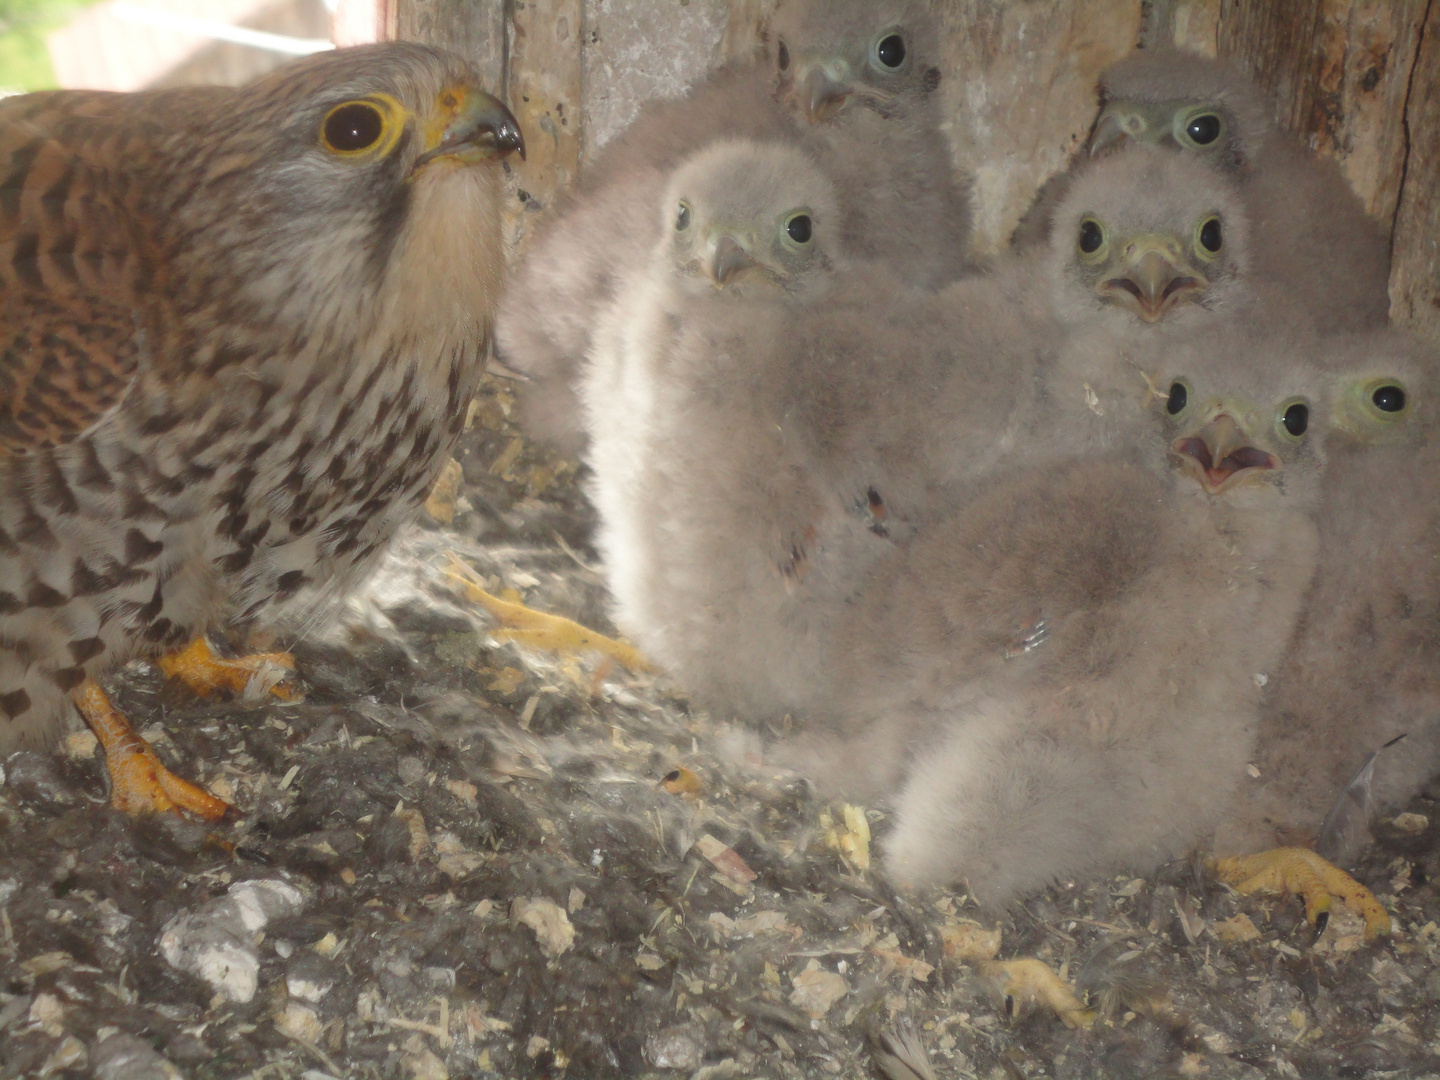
[414,85,525,172]
[797,63,853,123]
[1170,412,1279,494]
[708,233,760,287]
[1097,235,1209,323]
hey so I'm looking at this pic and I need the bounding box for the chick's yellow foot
[446,554,653,673]
[156,637,297,701]
[980,958,1096,1030]
[1210,847,1391,941]
[73,679,230,820]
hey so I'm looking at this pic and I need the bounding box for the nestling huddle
[499,0,1432,905]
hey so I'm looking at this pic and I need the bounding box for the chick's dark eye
[1078,219,1104,254]
[1373,384,1406,413]
[1186,112,1222,145]
[777,40,790,71]
[876,33,906,69]
[675,203,691,231]
[323,102,384,152]
[786,214,812,243]
[1199,216,1223,253]
[1166,383,1187,415]
[1283,402,1309,436]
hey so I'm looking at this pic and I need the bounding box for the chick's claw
[980,958,1096,1030]
[1210,846,1391,941]
[446,554,653,673]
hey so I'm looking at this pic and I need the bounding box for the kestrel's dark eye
[675,202,692,231]
[1166,382,1188,415]
[875,33,906,69]
[1198,216,1223,253]
[322,102,385,153]
[1283,402,1310,436]
[777,40,790,71]
[1186,112,1222,146]
[1078,218,1104,254]
[1373,384,1406,413]
[786,214,812,243]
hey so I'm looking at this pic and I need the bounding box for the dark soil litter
[3,374,1440,1080]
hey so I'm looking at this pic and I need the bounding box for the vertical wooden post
[390,0,507,83]
[508,0,584,216]
[1389,2,1440,335]
[1170,0,1437,335]
[933,0,1145,254]
[1210,0,1427,229]
[721,0,775,64]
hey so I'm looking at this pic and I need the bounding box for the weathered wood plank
[1388,0,1440,335]
[1189,0,1429,229]
[509,0,584,211]
[391,0,506,82]
[1169,0,1433,332]
[579,0,730,160]
[722,0,776,64]
[936,0,1144,254]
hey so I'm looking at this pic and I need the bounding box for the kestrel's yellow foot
[156,637,298,701]
[446,554,654,673]
[72,679,230,820]
[1210,847,1392,941]
[980,958,1097,1030]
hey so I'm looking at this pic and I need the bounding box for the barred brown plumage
[0,42,523,815]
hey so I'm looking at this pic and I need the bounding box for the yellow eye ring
[320,94,404,159]
[1193,215,1224,261]
[1361,377,1409,420]
[1177,106,1224,149]
[1330,374,1417,443]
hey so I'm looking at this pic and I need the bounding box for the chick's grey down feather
[794,331,1333,904]
[495,0,972,454]
[582,138,1047,723]
[586,141,1283,734]
[1216,332,1440,858]
[1013,47,1390,333]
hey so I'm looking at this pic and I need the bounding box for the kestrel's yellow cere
[0,42,523,817]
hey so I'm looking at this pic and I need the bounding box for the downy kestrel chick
[496,0,972,454]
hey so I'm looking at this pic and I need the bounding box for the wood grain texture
[722,0,777,63]
[391,0,506,83]
[935,0,1144,254]
[1191,0,1428,227]
[1388,0,1440,334]
[1170,0,1435,334]
[508,0,583,219]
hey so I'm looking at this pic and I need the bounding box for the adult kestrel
[0,42,523,816]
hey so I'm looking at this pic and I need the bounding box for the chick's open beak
[415,85,525,172]
[1171,413,1280,494]
[1098,237,1209,323]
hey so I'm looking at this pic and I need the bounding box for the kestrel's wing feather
[0,92,166,453]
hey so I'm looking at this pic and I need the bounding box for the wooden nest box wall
[372,0,1440,337]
